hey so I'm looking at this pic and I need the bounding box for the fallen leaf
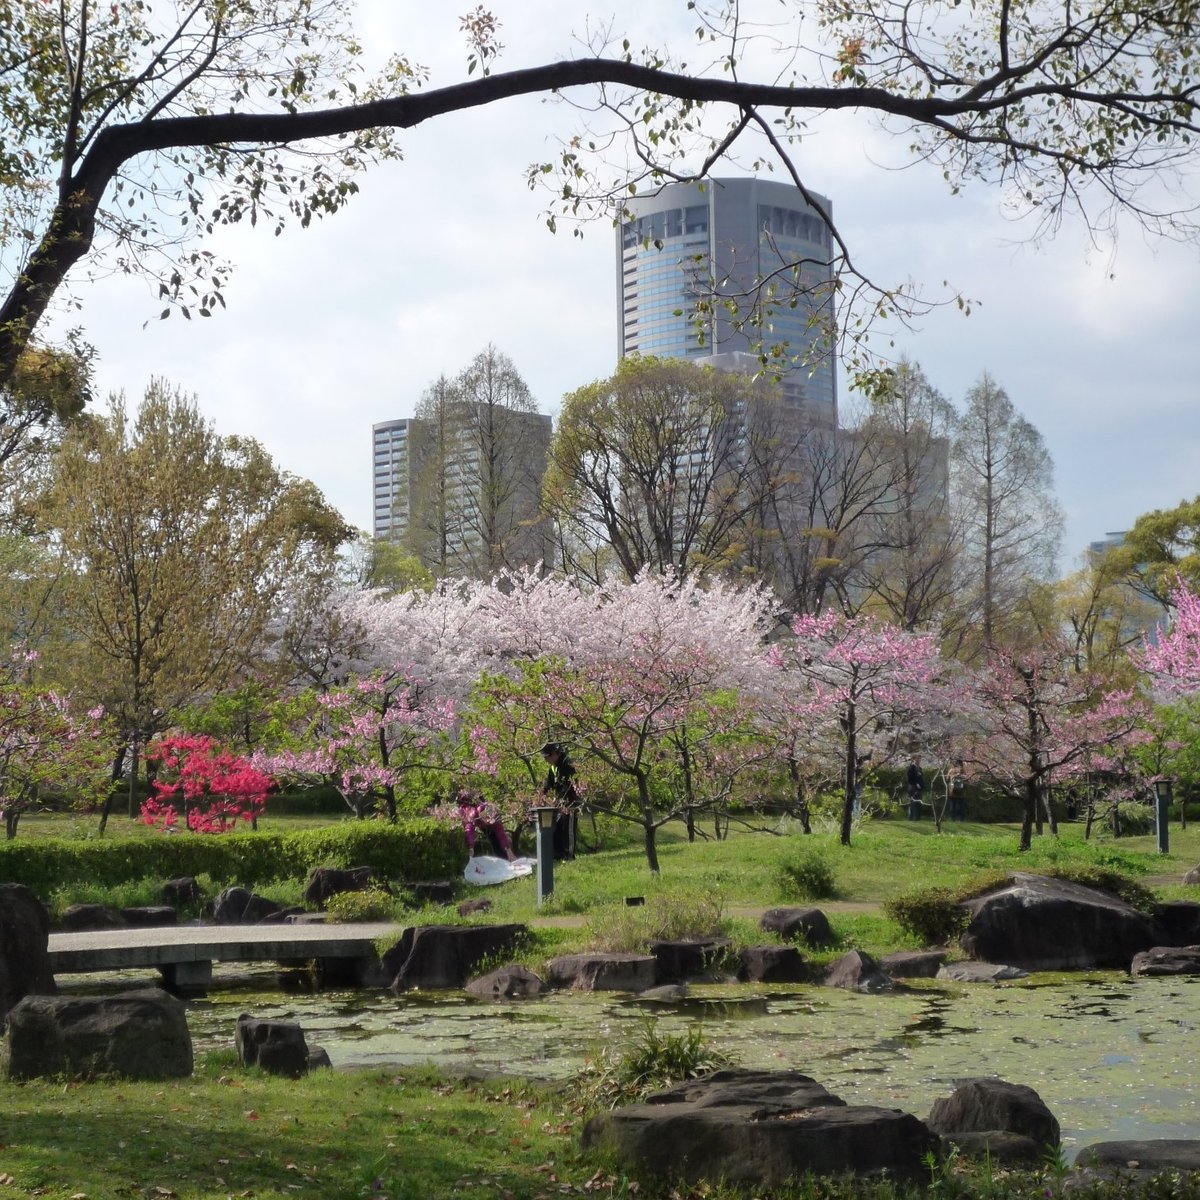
[243,1110,260,1120]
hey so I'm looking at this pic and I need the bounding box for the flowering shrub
[142,734,275,833]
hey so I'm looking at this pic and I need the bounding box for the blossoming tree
[769,612,946,846]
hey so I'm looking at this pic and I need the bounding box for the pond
[63,965,1200,1161]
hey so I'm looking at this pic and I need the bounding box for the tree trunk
[839,702,856,848]
[1020,777,1037,851]
[127,741,140,819]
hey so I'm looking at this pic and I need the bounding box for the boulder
[308,1045,333,1071]
[583,1069,938,1185]
[1,989,192,1081]
[649,938,733,983]
[1152,901,1200,947]
[465,965,547,1001]
[823,950,893,993]
[959,873,1160,971]
[937,961,1029,983]
[386,924,527,991]
[161,877,203,908]
[938,1131,1046,1165]
[212,887,290,925]
[0,883,54,1023]
[235,1015,313,1078]
[546,953,657,992]
[926,1079,1059,1150]
[880,950,948,979]
[255,904,307,924]
[1130,945,1200,977]
[1075,1139,1200,1174]
[759,907,836,948]
[60,903,126,931]
[637,984,689,1003]
[738,945,807,983]
[406,880,456,906]
[121,906,178,928]
[303,866,388,910]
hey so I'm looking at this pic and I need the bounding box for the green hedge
[0,819,463,900]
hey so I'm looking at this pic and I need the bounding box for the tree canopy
[2,0,1199,387]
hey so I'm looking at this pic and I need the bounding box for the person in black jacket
[540,742,579,860]
[906,755,925,820]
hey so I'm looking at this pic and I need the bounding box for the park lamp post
[1152,776,1174,855]
[533,805,557,905]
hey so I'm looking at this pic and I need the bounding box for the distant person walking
[949,760,968,821]
[540,742,579,860]
[907,755,925,820]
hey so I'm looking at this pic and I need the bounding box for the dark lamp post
[533,805,557,905]
[1152,776,1174,855]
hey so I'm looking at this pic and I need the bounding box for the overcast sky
[44,1,1200,570]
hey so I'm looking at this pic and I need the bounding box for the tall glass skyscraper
[616,177,837,427]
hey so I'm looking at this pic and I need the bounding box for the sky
[41,0,1200,570]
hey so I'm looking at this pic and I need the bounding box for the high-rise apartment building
[372,418,415,542]
[617,176,837,427]
[372,407,552,576]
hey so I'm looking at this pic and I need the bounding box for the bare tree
[407,349,550,580]
[952,375,1063,654]
[853,359,961,630]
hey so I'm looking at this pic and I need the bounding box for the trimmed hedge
[0,819,463,900]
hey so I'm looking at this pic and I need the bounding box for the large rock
[927,1079,1059,1150]
[385,924,527,990]
[823,950,893,993]
[0,883,54,1023]
[583,1069,938,1185]
[649,939,732,983]
[759,907,836,948]
[60,903,126,931]
[303,866,388,910]
[959,873,1160,971]
[121,906,178,928]
[738,945,807,983]
[880,950,948,979]
[465,965,547,1001]
[162,876,203,908]
[1075,1139,1200,1174]
[1130,945,1200,977]
[937,961,1029,983]
[0,989,192,1080]
[235,1015,313,1078]
[212,887,290,925]
[546,953,657,992]
[1152,902,1200,947]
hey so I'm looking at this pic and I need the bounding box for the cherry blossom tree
[769,612,945,846]
[1142,582,1200,693]
[468,571,774,872]
[0,654,111,838]
[263,665,457,821]
[968,643,1150,850]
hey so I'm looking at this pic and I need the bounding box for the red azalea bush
[142,734,274,833]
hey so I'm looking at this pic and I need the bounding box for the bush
[884,886,971,946]
[778,849,838,900]
[586,888,729,953]
[0,819,463,903]
[325,887,402,922]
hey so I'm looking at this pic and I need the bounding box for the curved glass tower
[617,177,837,427]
